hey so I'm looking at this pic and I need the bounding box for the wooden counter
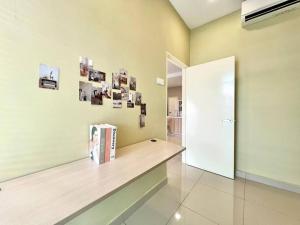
[0,139,184,225]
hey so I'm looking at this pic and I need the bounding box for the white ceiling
[169,0,242,29]
[167,60,182,88]
[168,76,182,88]
[167,61,182,74]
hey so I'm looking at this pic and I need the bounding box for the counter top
[0,139,185,225]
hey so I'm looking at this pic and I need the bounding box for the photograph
[120,75,127,85]
[127,92,135,108]
[121,87,129,101]
[135,92,142,105]
[119,68,128,76]
[112,73,121,90]
[101,82,112,99]
[91,87,103,105]
[113,92,122,108]
[39,64,60,90]
[140,115,145,128]
[79,81,92,101]
[129,76,136,91]
[129,92,135,102]
[141,103,146,115]
[79,56,89,77]
[89,70,106,83]
[127,101,134,108]
[88,59,93,74]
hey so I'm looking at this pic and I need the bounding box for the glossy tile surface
[167,206,217,225]
[183,183,244,225]
[125,176,180,225]
[245,180,300,221]
[199,171,245,198]
[244,200,300,225]
[125,182,181,225]
[125,154,200,225]
[124,153,300,225]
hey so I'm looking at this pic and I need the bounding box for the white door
[185,56,235,179]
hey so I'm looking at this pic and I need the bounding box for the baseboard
[235,170,246,179]
[109,177,168,225]
[236,170,300,194]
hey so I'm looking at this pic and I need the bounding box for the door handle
[222,119,235,123]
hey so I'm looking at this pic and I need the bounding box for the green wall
[0,0,189,181]
[1,0,298,187]
[190,10,300,186]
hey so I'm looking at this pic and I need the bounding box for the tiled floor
[122,137,300,225]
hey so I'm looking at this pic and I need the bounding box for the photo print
[127,92,135,108]
[113,92,122,108]
[140,115,145,128]
[101,82,112,99]
[89,70,106,83]
[120,75,127,85]
[79,56,89,77]
[112,73,121,90]
[135,92,142,105]
[121,87,129,101]
[79,81,92,102]
[39,64,59,90]
[127,101,134,108]
[129,76,136,91]
[141,103,146,115]
[119,68,128,76]
[91,87,103,105]
[88,59,93,74]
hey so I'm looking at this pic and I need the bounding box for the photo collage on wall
[79,56,110,106]
[78,57,147,128]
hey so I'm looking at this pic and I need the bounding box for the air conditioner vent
[245,0,300,21]
[242,0,300,26]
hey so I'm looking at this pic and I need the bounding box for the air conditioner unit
[241,0,300,26]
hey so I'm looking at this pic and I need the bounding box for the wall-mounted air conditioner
[241,0,300,26]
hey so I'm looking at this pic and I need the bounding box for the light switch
[156,77,165,86]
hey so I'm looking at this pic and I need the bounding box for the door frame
[166,52,187,162]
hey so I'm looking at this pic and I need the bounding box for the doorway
[166,53,187,146]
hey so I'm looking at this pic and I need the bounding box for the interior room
[0,0,299,225]
[167,60,183,145]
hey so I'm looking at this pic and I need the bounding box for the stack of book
[89,124,117,164]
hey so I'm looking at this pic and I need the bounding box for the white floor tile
[126,156,300,225]
[125,184,180,225]
[199,172,245,198]
[244,200,300,225]
[183,183,244,225]
[245,180,300,221]
[167,206,217,225]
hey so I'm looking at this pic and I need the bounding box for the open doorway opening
[166,57,184,146]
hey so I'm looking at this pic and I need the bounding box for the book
[105,128,112,162]
[89,124,117,164]
[109,125,117,160]
[89,125,100,164]
[99,128,106,164]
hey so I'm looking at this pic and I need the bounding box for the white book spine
[110,127,117,160]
